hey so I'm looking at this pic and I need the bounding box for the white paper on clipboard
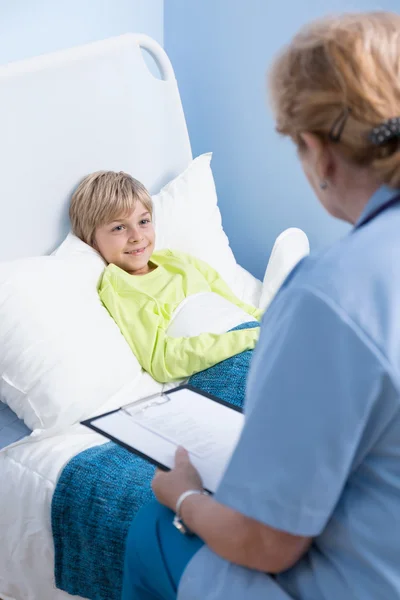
[84,386,244,493]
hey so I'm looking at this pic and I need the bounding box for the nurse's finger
[175,446,190,466]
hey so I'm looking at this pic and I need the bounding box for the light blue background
[165,1,400,278]
[0,0,163,63]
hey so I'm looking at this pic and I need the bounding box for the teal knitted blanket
[51,322,259,600]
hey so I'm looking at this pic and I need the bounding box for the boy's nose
[128,230,143,243]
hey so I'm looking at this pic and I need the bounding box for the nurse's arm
[180,492,312,573]
[152,448,311,573]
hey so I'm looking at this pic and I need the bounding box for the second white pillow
[0,257,142,430]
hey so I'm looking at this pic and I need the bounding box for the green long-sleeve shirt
[99,249,262,383]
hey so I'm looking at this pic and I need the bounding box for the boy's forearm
[151,328,260,382]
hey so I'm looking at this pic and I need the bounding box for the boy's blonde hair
[269,12,400,187]
[69,171,153,245]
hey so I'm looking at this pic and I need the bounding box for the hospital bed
[0,34,308,600]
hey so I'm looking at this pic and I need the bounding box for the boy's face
[94,202,155,275]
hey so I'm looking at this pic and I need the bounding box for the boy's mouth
[124,246,147,256]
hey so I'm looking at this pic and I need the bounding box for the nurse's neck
[326,163,382,225]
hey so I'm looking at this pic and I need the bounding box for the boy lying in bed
[69,170,263,384]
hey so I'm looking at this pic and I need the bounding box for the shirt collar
[355,185,400,229]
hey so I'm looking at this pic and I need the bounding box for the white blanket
[0,373,162,600]
[167,292,255,338]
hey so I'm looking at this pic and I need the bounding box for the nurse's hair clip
[368,117,400,146]
[328,107,352,143]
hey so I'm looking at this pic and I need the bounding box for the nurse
[122,11,400,600]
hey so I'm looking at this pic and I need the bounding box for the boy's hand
[152,447,203,511]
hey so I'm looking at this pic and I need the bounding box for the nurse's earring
[319,180,328,190]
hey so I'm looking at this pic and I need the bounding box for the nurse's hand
[152,446,203,511]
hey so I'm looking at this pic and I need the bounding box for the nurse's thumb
[175,446,190,466]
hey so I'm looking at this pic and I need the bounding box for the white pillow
[54,153,239,289]
[259,228,310,312]
[52,233,106,283]
[0,256,142,431]
[153,153,238,287]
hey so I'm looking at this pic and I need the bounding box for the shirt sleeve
[174,251,263,321]
[99,279,260,384]
[215,285,386,536]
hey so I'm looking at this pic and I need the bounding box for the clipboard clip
[122,393,171,417]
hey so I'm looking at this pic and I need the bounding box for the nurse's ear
[299,132,335,185]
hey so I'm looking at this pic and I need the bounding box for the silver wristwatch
[173,489,209,535]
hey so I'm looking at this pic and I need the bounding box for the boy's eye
[140,219,151,225]
[112,225,125,232]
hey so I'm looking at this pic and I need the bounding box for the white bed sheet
[0,426,104,600]
[0,372,164,600]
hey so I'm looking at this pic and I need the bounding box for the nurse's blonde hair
[269,12,400,187]
[69,171,153,246]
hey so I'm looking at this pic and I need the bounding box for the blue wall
[165,1,399,279]
[0,0,163,64]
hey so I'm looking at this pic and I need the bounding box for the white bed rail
[0,34,192,260]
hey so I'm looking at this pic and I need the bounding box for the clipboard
[82,384,244,493]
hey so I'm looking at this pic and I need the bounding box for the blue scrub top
[178,185,400,600]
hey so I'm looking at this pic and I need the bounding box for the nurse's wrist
[179,491,214,531]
